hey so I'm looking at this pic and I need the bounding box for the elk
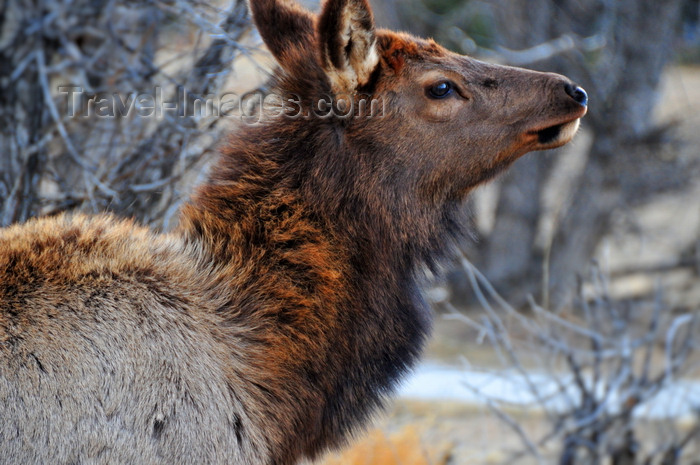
[0,0,587,463]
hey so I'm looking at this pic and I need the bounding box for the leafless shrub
[0,0,257,229]
[443,255,700,464]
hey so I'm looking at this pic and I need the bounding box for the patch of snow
[399,363,700,421]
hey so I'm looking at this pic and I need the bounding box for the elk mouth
[528,115,584,149]
[537,123,565,145]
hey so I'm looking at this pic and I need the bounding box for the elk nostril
[564,83,588,107]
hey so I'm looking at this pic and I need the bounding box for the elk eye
[427,81,453,99]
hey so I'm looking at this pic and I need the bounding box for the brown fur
[0,0,587,464]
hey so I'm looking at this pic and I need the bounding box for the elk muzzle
[526,79,588,149]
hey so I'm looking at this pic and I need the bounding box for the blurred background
[3,0,700,463]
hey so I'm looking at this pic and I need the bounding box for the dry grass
[316,425,453,465]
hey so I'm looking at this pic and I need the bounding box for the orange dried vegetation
[318,425,452,465]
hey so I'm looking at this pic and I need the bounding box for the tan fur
[0,0,587,464]
[0,215,268,463]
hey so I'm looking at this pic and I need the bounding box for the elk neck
[177,114,463,461]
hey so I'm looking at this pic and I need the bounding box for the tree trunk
[483,154,551,299]
[473,0,686,308]
[547,0,685,308]
[473,0,566,305]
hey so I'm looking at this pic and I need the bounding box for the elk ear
[250,0,315,71]
[318,0,380,93]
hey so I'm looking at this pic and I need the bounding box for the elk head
[249,0,587,232]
